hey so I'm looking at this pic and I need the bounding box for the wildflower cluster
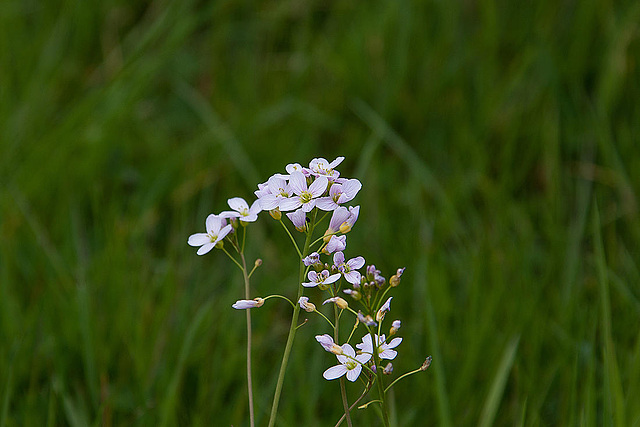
[188,156,430,426]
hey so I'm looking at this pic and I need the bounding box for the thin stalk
[240,251,255,427]
[372,338,391,426]
[334,305,353,427]
[267,229,314,427]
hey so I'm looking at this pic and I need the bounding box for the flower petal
[188,233,210,246]
[323,365,347,380]
[308,176,328,196]
[387,337,403,349]
[288,171,307,195]
[205,214,223,233]
[196,242,215,255]
[346,364,362,382]
[227,197,249,212]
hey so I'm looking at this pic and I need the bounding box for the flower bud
[335,297,348,309]
[253,297,265,307]
[357,311,377,327]
[254,258,263,267]
[389,267,406,287]
[389,319,401,336]
[339,222,352,234]
[383,363,394,375]
[420,356,432,371]
[269,208,282,220]
[343,289,361,301]
[298,297,316,312]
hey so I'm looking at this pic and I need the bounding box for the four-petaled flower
[322,343,370,382]
[356,334,403,360]
[308,157,344,179]
[324,235,346,254]
[220,197,262,223]
[302,269,341,288]
[188,214,233,255]
[279,171,328,212]
[316,179,362,211]
[333,251,365,285]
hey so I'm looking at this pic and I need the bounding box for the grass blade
[479,335,520,427]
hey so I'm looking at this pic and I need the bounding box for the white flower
[316,179,362,211]
[322,343,370,382]
[257,175,293,210]
[356,334,402,360]
[302,269,341,288]
[187,214,233,255]
[220,197,262,222]
[308,157,344,179]
[279,171,328,212]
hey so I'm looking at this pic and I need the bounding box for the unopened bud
[269,209,282,220]
[339,222,352,234]
[420,356,432,371]
[254,258,263,267]
[335,297,348,309]
[389,320,401,336]
[357,311,377,327]
[383,363,394,375]
[389,267,406,287]
[343,289,361,301]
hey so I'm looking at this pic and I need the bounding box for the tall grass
[1,0,639,425]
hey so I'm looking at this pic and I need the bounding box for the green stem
[334,305,353,427]
[278,219,302,259]
[239,251,255,427]
[372,336,391,427]
[267,228,314,427]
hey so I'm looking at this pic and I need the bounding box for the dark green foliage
[1,0,639,425]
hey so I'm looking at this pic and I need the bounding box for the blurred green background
[2,0,639,425]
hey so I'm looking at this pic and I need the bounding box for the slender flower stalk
[239,251,255,427]
[372,333,391,427]
[334,305,354,427]
[268,223,315,427]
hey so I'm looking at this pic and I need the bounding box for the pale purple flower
[356,334,403,360]
[220,197,262,222]
[257,175,293,210]
[342,206,360,232]
[309,157,344,179]
[232,298,265,309]
[286,208,307,231]
[322,343,369,382]
[316,179,362,211]
[324,235,346,254]
[279,171,328,212]
[302,269,341,288]
[254,181,271,199]
[188,214,233,255]
[333,251,365,285]
[302,252,321,266]
[285,163,308,177]
[327,206,350,235]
